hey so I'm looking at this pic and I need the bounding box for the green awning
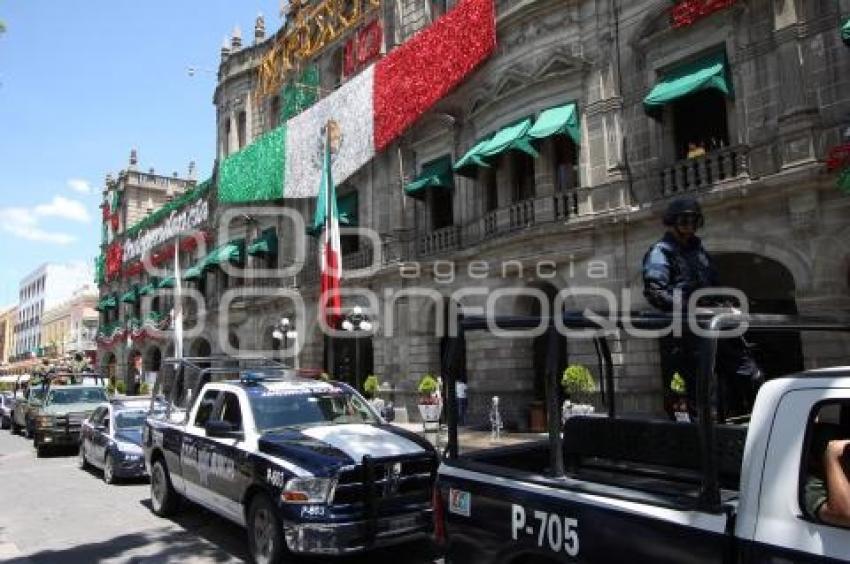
[157,276,175,289]
[478,118,539,160]
[405,156,455,199]
[96,295,118,311]
[337,192,358,227]
[454,138,492,178]
[137,282,156,297]
[247,228,278,257]
[644,52,731,109]
[183,264,204,281]
[528,103,580,145]
[120,288,138,304]
[843,18,850,46]
[205,240,245,267]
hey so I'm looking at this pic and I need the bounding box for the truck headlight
[36,415,54,428]
[281,477,336,504]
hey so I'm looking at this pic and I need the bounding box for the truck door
[181,389,220,505]
[749,389,850,562]
[196,391,250,525]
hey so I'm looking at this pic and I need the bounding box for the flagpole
[324,120,334,378]
[173,238,184,362]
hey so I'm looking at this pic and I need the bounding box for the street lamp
[341,307,372,391]
[272,317,299,369]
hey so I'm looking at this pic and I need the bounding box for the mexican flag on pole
[312,132,342,328]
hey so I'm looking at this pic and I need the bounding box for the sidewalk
[391,422,546,453]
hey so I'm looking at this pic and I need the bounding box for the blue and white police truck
[434,312,850,563]
[143,357,437,564]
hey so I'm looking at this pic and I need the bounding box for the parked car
[0,393,14,429]
[79,401,147,483]
[12,384,45,437]
[31,384,108,456]
[144,361,437,564]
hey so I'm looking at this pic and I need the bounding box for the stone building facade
[99,0,850,424]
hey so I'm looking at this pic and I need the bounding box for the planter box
[418,403,442,423]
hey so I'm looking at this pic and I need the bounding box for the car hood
[42,403,98,415]
[114,428,143,447]
[258,424,431,476]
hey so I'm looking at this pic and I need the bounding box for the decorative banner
[670,0,737,28]
[281,65,320,123]
[281,0,495,198]
[825,142,850,195]
[94,255,105,285]
[106,242,124,281]
[219,126,287,203]
[343,19,383,79]
[256,0,382,98]
[123,197,209,261]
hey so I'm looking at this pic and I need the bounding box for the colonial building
[0,305,16,366]
[98,0,850,426]
[41,284,98,362]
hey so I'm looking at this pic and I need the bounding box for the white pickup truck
[434,312,850,563]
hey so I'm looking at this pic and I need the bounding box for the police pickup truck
[143,358,437,564]
[434,312,850,563]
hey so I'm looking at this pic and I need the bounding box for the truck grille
[332,454,436,506]
[56,412,87,432]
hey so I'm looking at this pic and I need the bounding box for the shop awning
[643,52,731,109]
[157,277,175,289]
[454,138,492,178]
[120,288,138,304]
[247,228,278,257]
[527,103,580,145]
[337,192,358,227]
[182,264,205,282]
[137,282,156,297]
[96,295,118,311]
[843,18,850,46]
[478,118,539,159]
[405,156,454,199]
[205,240,245,267]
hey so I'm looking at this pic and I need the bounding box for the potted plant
[561,364,596,421]
[363,375,379,399]
[417,373,442,423]
[669,372,690,422]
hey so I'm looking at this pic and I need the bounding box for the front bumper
[36,429,81,446]
[114,455,147,478]
[283,509,432,555]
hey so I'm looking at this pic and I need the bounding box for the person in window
[806,439,850,527]
[642,197,761,418]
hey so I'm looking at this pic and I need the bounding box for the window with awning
[478,117,539,160]
[453,138,492,178]
[137,281,156,297]
[120,287,138,304]
[157,277,175,289]
[843,18,850,46]
[405,156,454,199]
[643,52,731,110]
[247,228,278,257]
[96,295,118,311]
[527,103,580,145]
[183,240,245,280]
[337,192,358,227]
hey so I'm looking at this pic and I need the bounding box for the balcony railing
[418,225,462,257]
[659,145,750,197]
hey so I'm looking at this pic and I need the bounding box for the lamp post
[341,306,372,391]
[272,317,299,369]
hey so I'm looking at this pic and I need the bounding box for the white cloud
[67,179,92,195]
[34,196,91,223]
[0,207,76,245]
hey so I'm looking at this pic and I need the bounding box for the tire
[150,458,178,516]
[247,494,286,564]
[103,453,116,485]
[78,443,89,470]
[10,418,18,435]
[36,443,46,458]
[1,416,8,430]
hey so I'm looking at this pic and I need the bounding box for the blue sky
[0,0,279,305]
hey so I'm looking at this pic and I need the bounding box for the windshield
[115,410,147,430]
[28,388,45,402]
[47,388,107,405]
[251,391,377,431]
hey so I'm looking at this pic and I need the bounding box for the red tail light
[432,485,446,545]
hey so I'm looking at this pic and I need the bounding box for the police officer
[643,197,760,419]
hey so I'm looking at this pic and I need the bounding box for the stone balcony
[658,145,751,197]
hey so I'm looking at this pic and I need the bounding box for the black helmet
[662,197,704,227]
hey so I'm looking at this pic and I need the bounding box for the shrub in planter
[561,364,596,421]
[363,375,379,399]
[417,374,441,423]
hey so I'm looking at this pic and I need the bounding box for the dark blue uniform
[643,233,759,418]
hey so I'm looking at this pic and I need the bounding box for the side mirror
[205,420,244,440]
[94,424,107,433]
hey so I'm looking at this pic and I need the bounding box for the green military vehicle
[32,384,108,456]
[11,381,45,438]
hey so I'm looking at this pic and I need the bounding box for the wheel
[1,415,8,430]
[103,453,116,484]
[24,421,32,439]
[36,443,46,458]
[10,418,18,435]
[150,458,178,516]
[77,444,89,470]
[247,494,286,564]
